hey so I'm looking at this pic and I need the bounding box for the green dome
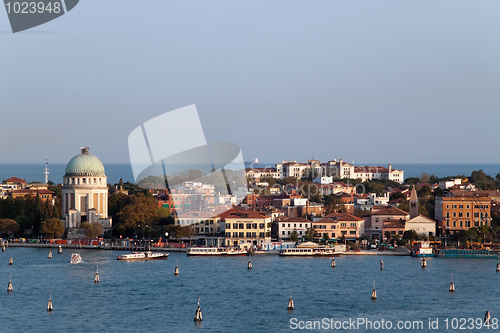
[65,148,105,176]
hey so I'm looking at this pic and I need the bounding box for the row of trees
[0,193,61,236]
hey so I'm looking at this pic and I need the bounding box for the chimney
[388,164,392,173]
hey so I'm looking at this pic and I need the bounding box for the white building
[405,215,436,236]
[62,147,112,238]
[275,217,312,240]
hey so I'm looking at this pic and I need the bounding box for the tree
[52,204,60,219]
[81,222,104,238]
[420,173,430,183]
[114,193,167,236]
[0,219,20,237]
[323,194,346,215]
[289,230,299,242]
[304,227,318,242]
[34,194,42,235]
[43,199,50,221]
[39,218,65,239]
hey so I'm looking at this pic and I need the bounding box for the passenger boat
[186,247,247,256]
[279,247,341,256]
[117,252,169,261]
[436,249,500,258]
[70,253,82,264]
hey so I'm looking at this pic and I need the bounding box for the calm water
[2,163,500,185]
[1,248,500,332]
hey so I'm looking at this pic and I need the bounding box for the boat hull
[117,253,169,261]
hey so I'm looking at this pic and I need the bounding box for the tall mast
[44,158,49,184]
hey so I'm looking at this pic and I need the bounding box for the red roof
[3,176,27,184]
[371,206,409,216]
[11,189,54,195]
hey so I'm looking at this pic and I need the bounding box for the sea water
[1,248,499,332]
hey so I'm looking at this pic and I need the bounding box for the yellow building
[223,210,272,248]
[435,196,491,233]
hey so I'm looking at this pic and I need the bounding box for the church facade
[62,147,112,238]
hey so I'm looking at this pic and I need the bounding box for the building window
[453,221,456,227]
[282,231,285,235]
[458,212,463,217]
[350,223,356,227]
[233,232,238,237]
[349,231,356,235]
[282,223,285,227]
[252,223,257,229]
[331,225,336,229]
[239,232,244,238]
[459,221,463,227]
[246,232,251,238]
[446,212,450,218]
[259,232,265,238]
[466,212,469,218]
[259,223,265,229]
[446,205,449,209]
[453,212,456,218]
[246,223,251,229]
[226,224,231,229]
[239,223,244,229]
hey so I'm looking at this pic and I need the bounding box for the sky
[1,1,500,165]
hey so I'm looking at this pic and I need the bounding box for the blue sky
[1,1,500,164]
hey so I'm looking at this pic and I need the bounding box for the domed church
[62,147,112,239]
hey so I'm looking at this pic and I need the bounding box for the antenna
[44,158,49,184]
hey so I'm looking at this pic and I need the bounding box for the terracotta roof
[177,211,215,219]
[354,166,389,173]
[282,217,311,223]
[11,189,54,195]
[313,218,336,224]
[383,220,405,229]
[324,212,363,221]
[3,176,27,184]
[221,208,270,220]
[371,206,409,216]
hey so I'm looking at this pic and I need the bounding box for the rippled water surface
[2,248,500,332]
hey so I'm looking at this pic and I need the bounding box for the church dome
[65,147,105,177]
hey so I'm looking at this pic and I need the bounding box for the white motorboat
[117,252,169,261]
[70,253,82,264]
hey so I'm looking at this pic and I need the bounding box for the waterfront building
[434,195,491,235]
[312,213,364,241]
[61,147,112,238]
[176,211,222,235]
[273,216,311,240]
[363,206,409,241]
[222,209,272,248]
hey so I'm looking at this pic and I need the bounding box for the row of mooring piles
[380,259,384,270]
[48,252,52,259]
[8,258,13,265]
[175,260,179,276]
[248,261,252,270]
[58,245,62,254]
[422,257,427,268]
